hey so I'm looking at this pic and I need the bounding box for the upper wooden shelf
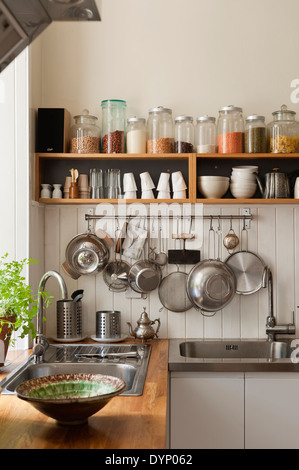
[35,152,299,205]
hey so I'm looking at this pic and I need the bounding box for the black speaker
[37,108,70,153]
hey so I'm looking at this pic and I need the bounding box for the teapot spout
[127,322,135,338]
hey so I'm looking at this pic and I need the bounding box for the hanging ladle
[223,216,239,253]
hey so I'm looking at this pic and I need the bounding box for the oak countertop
[0,339,168,449]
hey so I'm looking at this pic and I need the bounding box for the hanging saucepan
[62,230,109,279]
[128,236,162,294]
[225,219,266,295]
[186,218,236,316]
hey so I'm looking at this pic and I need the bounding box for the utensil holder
[96,310,121,339]
[57,300,82,339]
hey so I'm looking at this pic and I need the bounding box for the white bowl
[230,184,257,199]
[232,166,258,173]
[198,178,229,198]
[198,176,229,181]
[230,178,257,186]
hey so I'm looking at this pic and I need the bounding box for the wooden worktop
[0,339,168,449]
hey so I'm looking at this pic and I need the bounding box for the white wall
[30,0,299,339]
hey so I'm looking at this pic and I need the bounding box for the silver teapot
[127,307,160,342]
[256,169,290,199]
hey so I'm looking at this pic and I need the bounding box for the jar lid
[127,116,146,123]
[219,105,243,113]
[149,106,172,114]
[246,115,265,122]
[73,109,98,121]
[272,104,296,118]
[175,115,193,123]
[196,115,216,123]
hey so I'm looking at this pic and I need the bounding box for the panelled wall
[40,203,299,340]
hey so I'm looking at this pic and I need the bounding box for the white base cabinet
[170,372,244,449]
[169,371,299,449]
[245,373,299,449]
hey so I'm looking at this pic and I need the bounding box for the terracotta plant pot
[0,315,16,366]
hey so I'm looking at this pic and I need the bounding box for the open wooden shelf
[35,152,299,205]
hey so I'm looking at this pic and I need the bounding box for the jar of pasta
[267,105,299,153]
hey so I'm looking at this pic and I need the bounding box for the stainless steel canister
[57,299,82,339]
[96,310,121,339]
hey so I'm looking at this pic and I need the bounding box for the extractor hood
[0,0,101,72]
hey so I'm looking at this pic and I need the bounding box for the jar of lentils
[70,110,101,154]
[195,115,217,153]
[147,106,174,154]
[101,99,127,153]
[245,115,267,153]
[174,115,194,153]
[217,105,244,153]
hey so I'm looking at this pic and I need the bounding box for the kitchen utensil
[127,307,160,342]
[225,219,266,295]
[56,299,82,340]
[15,373,126,425]
[62,229,109,278]
[128,255,162,294]
[71,289,84,302]
[96,310,121,339]
[197,176,229,198]
[186,218,236,315]
[167,218,201,265]
[256,169,290,199]
[223,217,239,252]
[148,219,168,266]
[158,264,193,313]
[103,230,130,292]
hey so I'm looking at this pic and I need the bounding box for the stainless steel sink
[0,343,151,396]
[179,340,293,360]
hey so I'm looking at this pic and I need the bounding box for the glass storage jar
[126,117,147,153]
[195,115,217,153]
[174,115,194,153]
[217,105,244,153]
[267,105,299,153]
[101,99,127,153]
[147,106,174,154]
[70,109,100,154]
[245,115,267,153]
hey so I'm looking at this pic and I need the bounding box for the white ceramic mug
[140,172,155,190]
[123,173,137,191]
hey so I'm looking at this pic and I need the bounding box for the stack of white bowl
[230,166,258,199]
[197,176,229,199]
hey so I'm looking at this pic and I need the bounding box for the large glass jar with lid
[174,116,194,153]
[70,109,101,154]
[267,105,299,153]
[147,106,174,154]
[101,99,127,153]
[217,105,244,153]
[245,115,267,153]
[126,117,147,153]
[195,115,217,153]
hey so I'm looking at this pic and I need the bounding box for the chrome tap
[265,267,295,341]
[33,271,68,362]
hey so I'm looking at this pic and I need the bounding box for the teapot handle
[151,318,161,337]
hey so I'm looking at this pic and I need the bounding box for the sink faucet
[33,271,68,362]
[265,267,295,341]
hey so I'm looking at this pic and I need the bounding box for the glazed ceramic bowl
[15,373,126,425]
[198,176,229,198]
[230,184,257,199]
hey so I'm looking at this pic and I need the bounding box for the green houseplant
[0,253,52,365]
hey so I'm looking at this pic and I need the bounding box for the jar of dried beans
[147,106,174,154]
[70,109,100,154]
[217,105,244,154]
[174,115,194,153]
[245,115,267,153]
[195,115,217,153]
[127,117,147,153]
[101,99,127,153]
[267,105,299,153]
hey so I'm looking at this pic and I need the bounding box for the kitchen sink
[179,340,293,359]
[0,343,151,396]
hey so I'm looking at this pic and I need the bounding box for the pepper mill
[69,168,79,199]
